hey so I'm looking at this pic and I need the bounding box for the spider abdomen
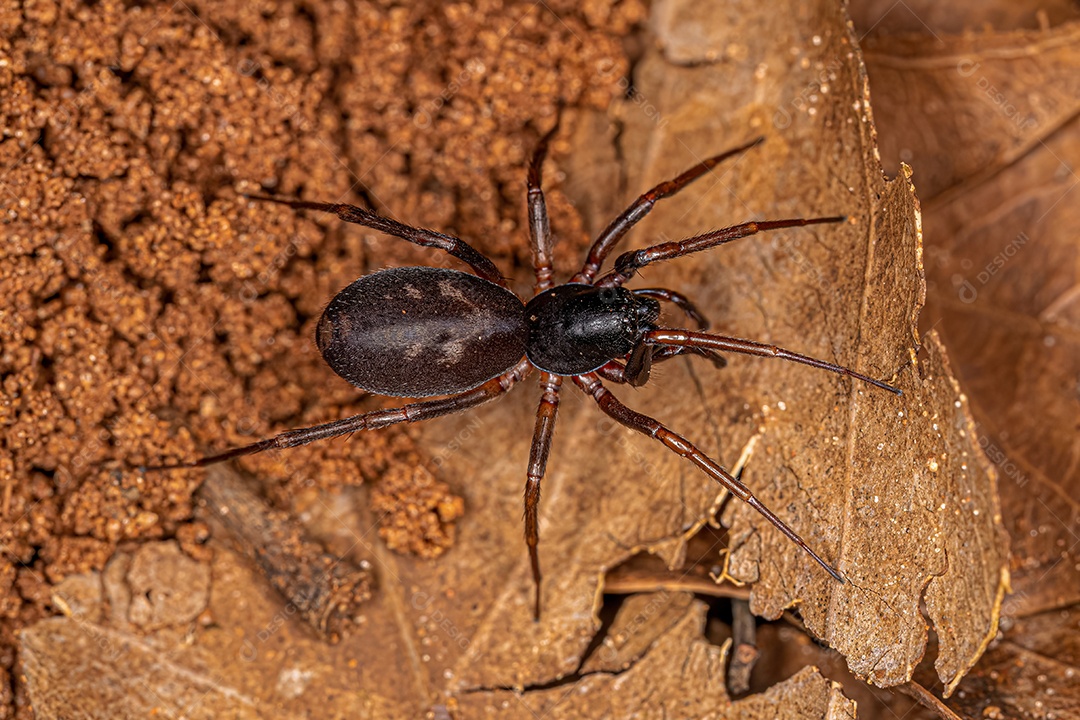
[524,285,660,375]
[317,266,528,397]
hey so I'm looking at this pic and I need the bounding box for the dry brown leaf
[24,576,854,719]
[861,22,1080,202]
[579,591,699,675]
[850,1,1080,37]
[562,0,1007,695]
[947,604,1080,719]
[923,125,1080,618]
[456,594,856,718]
[854,11,1080,716]
[863,20,1080,620]
[23,549,406,719]
[23,543,255,719]
[22,617,263,719]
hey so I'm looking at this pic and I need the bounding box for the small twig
[896,681,965,720]
[727,598,759,695]
[198,466,373,642]
[604,566,752,600]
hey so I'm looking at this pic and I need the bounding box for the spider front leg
[595,347,726,385]
[572,372,845,583]
[523,113,565,620]
[596,216,845,288]
[524,373,562,620]
[574,137,764,284]
[642,329,901,395]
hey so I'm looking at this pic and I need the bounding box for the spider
[151,118,901,620]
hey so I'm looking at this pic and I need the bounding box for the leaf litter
[1,0,1016,716]
[860,6,1080,717]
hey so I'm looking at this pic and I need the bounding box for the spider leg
[527,113,562,293]
[144,359,533,471]
[595,361,629,383]
[572,372,845,583]
[654,346,728,370]
[525,373,562,620]
[243,194,506,287]
[596,216,845,288]
[574,137,763,284]
[595,346,726,385]
[623,344,727,386]
[642,329,902,395]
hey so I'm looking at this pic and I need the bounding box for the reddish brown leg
[653,346,728,371]
[145,360,533,471]
[572,372,845,583]
[243,194,507,287]
[527,114,561,293]
[595,347,726,385]
[596,216,846,288]
[573,137,764,284]
[525,372,562,620]
[596,361,629,383]
[523,113,566,619]
[642,329,901,395]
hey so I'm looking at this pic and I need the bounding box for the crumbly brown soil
[0,0,641,714]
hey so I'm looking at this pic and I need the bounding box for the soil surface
[1,0,639,714]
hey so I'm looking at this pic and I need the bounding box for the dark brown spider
[150,119,900,620]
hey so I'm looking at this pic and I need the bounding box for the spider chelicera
[151,119,901,620]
